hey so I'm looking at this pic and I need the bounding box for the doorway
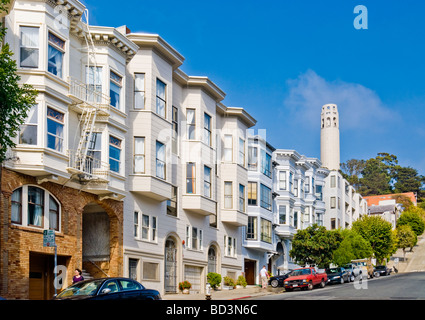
[164,238,177,293]
[244,259,256,285]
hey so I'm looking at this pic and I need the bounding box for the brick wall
[0,168,123,299]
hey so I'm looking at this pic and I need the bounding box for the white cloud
[283,70,398,131]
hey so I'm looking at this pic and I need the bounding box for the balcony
[67,150,110,183]
[275,224,297,239]
[182,195,216,216]
[221,209,248,227]
[128,175,172,201]
[67,77,111,116]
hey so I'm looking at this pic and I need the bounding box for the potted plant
[207,272,222,290]
[223,276,236,290]
[236,275,247,288]
[179,280,192,294]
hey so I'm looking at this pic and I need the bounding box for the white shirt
[260,268,268,277]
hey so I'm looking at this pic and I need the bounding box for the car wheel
[320,279,326,288]
[271,279,279,288]
[350,274,355,282]
[307,281,314,290]
[340,277,344,284]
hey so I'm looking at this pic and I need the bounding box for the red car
[284,267,327,291]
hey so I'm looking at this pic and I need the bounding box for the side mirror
[101,288,111,295]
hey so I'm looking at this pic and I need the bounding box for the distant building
[364,192,417,207]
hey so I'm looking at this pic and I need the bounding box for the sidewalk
[163,285,283,300]
[389,235,425,273]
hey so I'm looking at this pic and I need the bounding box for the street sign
[43,229,56,247]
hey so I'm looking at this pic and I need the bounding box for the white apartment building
[242,135,275,285]
[0,0,256,299]
[272,150,329,274]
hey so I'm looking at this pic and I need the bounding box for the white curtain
[134,138,145,173]
[187,109,195,139]
[48,45,63,78]
[20,27,39,67]
[134,73,145,109]
[156,142,165,179]
[224,135,232,162]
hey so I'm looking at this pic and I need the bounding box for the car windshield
[326,268,340,274]
[376,266,386,270]
[56,279,104,298]
[290,269,311,276]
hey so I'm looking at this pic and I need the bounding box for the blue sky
[82,0,425,175]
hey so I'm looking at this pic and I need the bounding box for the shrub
[178,280,191,291]
[207,272,222,289]
[236,275,247,288]
[223,276,236,288]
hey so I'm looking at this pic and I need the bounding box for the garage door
[184,265,202,293]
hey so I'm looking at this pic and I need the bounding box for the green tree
[393,166,424,195]
[339,159,366,190]
[332,229,373,266]
[289,224,342,268]
[396,225,417,259]
[396,207,425,237]
[0,0,38,163]
[352,215,396,264]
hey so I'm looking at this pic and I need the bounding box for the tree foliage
[396,207,425,236]
[332,229,373,266]
[289,224,342,268]
[352,215,396,264]
[0,0,38,163]
[395,225,417,258]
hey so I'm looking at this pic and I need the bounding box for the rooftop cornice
[127,33,185,69]
[217,103,257,128]
[274,149,302,162]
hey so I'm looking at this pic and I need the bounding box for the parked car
[283,267,327,291]
[374,265,391,277]
[351,258,374,279]
[343,263,361,282]
[326,267,350,284]
[53,277,161,300]
[269,271,292,288]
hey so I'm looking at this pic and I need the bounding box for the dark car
[53,277,161,300]
[326,267,350,284]
[269,271,292,288]
[374,265,391,277]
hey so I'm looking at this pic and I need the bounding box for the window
[238,138,245,166]
[294,179,299,197]
[294,211,298,229]
[86,66,102,103]
[248,146,258,171]
[156,78,166,117]
[134,73,145,109]
[305,177,310,193]
[192,227,198,250]
[167,186,178,217]
[331,175,336,188]
[11,186,60,230]
[186,163,196,194]
[20,104,38,145]
[20,26,39,68]
[248,182,257,206]
[172,107,178,153]
[246,216,257,240]
[47,107,64,152]
[47,32,64,78]
[223,135,232,162]
[289,172,293,193]
[128,259,138,280]
[279,205,286,224]
[156,141,166,179]
[224,182,233,209]
[186,226,203,250]
[109,136,121,173]
[331,218,336,230]
[87,132,102,170]
[110,71,122,109]
[278,171,286,190]
[204,166,211,198]
[204,113,211,146]
[239,184,245,212]
[224,235,236,257]
[260,184,272,211]
[133,211,139,238]
[134,137,145,173]
[330,196,336,209]
[142,262,159,281]
[261,151,271,178]
[186,109,196,140]
[152,216,157,242]
[261,218,272,243]
[142,214,149,240]
[315,185,323,201]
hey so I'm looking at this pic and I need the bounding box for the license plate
[293,284,298,287]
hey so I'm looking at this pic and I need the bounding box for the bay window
[47,32,64,78]
[20,26,39,68]
[134,73,145,109]
[134,137,145,173]
[110,71,122,109]
[109,135,121,173]
[156,141,166,179]
[186,163,196,194]
[20,104,38,145]
[156,78,166,117]
[47,107,64,152]
[186,109,196,140]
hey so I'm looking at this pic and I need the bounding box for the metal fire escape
[67,9,110,184]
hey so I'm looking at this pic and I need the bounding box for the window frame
[109,135,122,174]
[46,107,64,153]
[134,73,145,110]
[156,78,166,118]
[20,25,39,69]
[186,162,196,194]
[47,31,65,78]
[134,137,145,174]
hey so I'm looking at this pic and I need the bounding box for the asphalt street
[251,272,425,300]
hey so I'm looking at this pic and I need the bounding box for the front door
[244,259,256,285]
[164,239,177,293]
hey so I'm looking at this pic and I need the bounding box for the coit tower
[320,104,340,171]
